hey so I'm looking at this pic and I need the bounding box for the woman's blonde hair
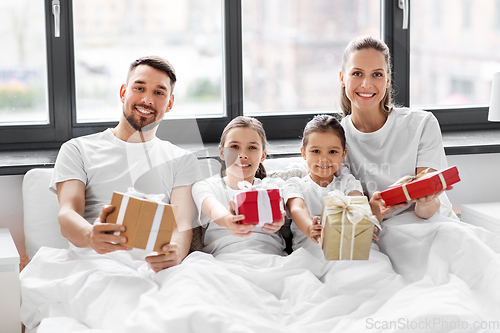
[219,116,267,179]
[340,35,394,117]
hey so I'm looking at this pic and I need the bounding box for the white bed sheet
[20,213,500,333]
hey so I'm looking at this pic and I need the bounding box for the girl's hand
[370,191,408,222]
[216,212,255,237]
[215,200,255,237]
[308,216,323,244]
[372,226,379,241]
[262,209,286,234]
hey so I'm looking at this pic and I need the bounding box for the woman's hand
[413,185,453,219]
[370,191,408,222]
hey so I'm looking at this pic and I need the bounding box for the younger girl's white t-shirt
[191,176,286,256]
[283,173,363,250]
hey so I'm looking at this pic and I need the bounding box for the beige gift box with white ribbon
[320,191,380,260]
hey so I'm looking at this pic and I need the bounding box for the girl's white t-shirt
[341,108,456,219]
[191,176,286,256]
[283,173,363,250]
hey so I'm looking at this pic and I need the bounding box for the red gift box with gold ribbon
[380,166,460,206]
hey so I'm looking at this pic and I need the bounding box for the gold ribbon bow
[389,168,431,187]
[322,190,380,260]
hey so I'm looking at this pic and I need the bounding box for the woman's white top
[341,108,456,219]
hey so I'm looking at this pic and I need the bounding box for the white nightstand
[461,202,500,236]
[0,228,21,333]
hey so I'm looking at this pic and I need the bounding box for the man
[51,56,199,272]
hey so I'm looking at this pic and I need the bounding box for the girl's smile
[301,130,347,187]
[220,127,267,189]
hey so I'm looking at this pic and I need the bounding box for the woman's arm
[287,197,322,243]
[413,167,442,219]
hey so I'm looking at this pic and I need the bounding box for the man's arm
[57,179,129,253]
[170,184,195,260]
[145,184,195,272]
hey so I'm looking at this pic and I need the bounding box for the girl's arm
[287,197,322,243]
[200,196,255,237]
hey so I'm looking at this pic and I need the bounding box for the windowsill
[1,129,500,176]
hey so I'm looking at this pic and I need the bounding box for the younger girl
[191,116,286,256]
[284,115,363,251]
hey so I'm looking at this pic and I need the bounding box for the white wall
[0,175,25,258]
[1,152,499,258]
[446,153,500,212]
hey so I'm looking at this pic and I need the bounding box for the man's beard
[124,104,158,132]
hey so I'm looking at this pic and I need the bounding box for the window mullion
[50,0,73,141]
[223,0,243,119]
[381,0,410,108]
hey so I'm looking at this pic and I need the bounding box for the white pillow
[22,168,69,259]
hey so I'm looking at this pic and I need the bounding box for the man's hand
[89,205,131,254]
[145,243,181,272]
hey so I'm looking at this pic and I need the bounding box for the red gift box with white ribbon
[233,182,282,226]
[380,166,460,206]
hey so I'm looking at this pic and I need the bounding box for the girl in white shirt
[192,116,286,256]
[284,115,364,251]
[338,35,455,221]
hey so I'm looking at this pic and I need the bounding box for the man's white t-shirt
[341,108,456,219]
[191,176,286,256]
[50,128,201,224]
[283,174,363,250]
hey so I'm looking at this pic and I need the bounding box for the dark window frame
[0,0,498,152]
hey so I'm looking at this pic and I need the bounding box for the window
[0,1,48,126]
[72,0,224,123]
[1,0,499,150]
[241,0,380,116]
[410,0,500,108]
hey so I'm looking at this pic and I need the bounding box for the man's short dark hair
[127,56,177,92]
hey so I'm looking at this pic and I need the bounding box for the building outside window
[1,0,499,148]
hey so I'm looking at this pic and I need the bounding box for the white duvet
[20,212,500,333]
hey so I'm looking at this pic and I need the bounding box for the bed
[20,165,500,332]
